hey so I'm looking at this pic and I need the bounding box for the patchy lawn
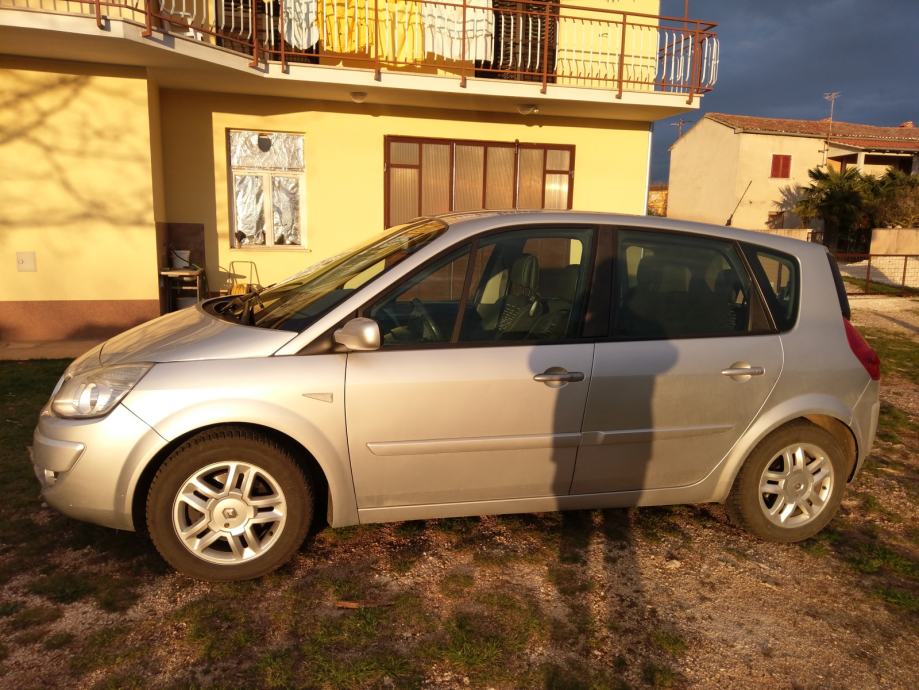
[0,303,917,689]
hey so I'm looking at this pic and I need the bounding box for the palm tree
[793,167,868,251]
[868,168,919,228]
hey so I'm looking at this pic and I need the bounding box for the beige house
[667,113,919,232]
[0,0,721,341]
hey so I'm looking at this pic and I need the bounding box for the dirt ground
[0,299,916,689]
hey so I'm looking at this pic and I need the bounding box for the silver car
[32,212,881,580]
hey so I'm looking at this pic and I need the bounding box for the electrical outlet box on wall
[16,251,37,272]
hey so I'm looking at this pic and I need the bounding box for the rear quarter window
[743,245,800,331]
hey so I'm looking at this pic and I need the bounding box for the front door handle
[721,361,765,382]
[534,367,585,388]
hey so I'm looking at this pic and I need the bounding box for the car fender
[707,392,855,502]
[119,397,358,528]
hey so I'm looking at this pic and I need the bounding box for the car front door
[571,228,784,494]
[345,226,597,510]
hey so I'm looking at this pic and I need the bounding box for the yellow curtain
[320,0,424,64]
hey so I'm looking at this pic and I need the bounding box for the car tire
[147,426,313,581]
[726,421,847,543]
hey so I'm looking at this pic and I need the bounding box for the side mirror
[333,317,381,352]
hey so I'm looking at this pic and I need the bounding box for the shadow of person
[530,239,681,685]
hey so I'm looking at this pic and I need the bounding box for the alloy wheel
[758,443,834,528]
[171,461,287,564]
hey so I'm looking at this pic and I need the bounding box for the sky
[650,0,919,183]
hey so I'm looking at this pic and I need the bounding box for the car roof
[426,210,819,256]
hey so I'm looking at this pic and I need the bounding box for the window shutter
[771,154,791,178]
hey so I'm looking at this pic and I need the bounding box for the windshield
[212,219,448,331]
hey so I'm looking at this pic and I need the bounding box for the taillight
[844,319,880,381]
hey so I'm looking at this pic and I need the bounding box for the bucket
[170,249,192,269]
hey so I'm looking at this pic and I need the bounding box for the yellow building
[668,113,919,232]
[0,0,718,340]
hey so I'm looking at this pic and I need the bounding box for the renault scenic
[31,212,880,580]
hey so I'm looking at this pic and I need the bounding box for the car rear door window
[613,230,770,339]
[743,246,800,330]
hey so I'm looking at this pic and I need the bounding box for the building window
[385,136,574,227]
[229,130,305,248]
[767,211,786,229]
[770,154,792,179]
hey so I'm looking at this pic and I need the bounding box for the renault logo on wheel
[222,507,238,520]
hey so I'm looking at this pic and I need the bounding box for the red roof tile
[828,137,919,152]
[706,113,919,151]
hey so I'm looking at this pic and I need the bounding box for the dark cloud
[650,0,919,182]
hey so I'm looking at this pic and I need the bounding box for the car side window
[744,247,799,331]
[368,246,470,345]
[458,228,594,342]
[613,230,768,339]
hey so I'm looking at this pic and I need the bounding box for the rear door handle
[534,367,585,388]
[721,361,765,381]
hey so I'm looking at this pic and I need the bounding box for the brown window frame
[384,135,575,227]
[770,154,792,179]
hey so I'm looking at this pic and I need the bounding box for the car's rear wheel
[727,421,846,543]
[147,427,313,580]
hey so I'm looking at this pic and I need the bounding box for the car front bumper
[31,404,166,531]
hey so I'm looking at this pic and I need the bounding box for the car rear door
[570,227,784,494]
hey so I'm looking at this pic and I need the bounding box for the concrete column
[856,151,866,171]
[911,154,919,176]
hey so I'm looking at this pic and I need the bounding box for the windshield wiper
[239,288,265,326]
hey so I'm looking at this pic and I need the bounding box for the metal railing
[2,0,718,98]
[835,253,919,297]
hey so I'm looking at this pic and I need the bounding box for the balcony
[0,0,718,118]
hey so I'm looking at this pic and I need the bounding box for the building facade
[0,0,719,340]
[668,113,919,232]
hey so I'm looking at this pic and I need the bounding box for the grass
[176,594,261,663]
[651,628,688,656]
[863,328,919,384]
[28,572,95,604]
[642,661,679,688]
[876,587,919,614]
[877,402,919,443]
[843,276,919,297]
[8,605,61,629]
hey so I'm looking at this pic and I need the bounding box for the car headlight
[51,364,152,419]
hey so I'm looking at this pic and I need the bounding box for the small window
[744,246,799,331]
[770,154,791,179]
[613,230,769,339]
[229,130,305,248]
[767,211,785,229]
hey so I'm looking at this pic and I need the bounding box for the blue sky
[650,0,919,182]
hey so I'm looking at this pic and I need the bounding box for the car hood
[98,305,298,366]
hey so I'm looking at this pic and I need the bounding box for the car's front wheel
[147,427,313,580]
[727,421,847,543]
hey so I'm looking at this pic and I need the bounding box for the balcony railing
[3,0,718,100]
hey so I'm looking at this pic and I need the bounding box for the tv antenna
[670,118,693,139]
[822,91,840,164]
